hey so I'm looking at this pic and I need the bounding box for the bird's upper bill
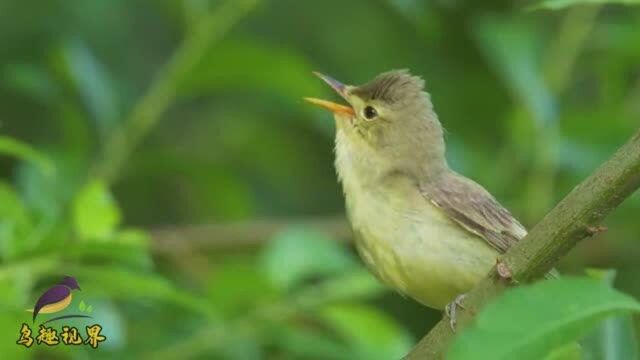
[304,72,355,117]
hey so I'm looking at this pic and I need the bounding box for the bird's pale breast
[335,132,499,310]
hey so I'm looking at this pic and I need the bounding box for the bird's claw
[444,294,467,332]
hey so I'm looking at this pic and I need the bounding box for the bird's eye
[363,106,378,120]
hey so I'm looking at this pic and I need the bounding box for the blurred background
[1,0,639,358]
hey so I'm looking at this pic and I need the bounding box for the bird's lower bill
[304,97,354,117]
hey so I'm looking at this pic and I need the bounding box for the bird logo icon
[28,276,82,323]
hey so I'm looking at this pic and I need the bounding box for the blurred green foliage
[582,269,639,360]
[1,0,640,359]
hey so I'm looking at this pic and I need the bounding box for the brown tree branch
[405,130,640,359]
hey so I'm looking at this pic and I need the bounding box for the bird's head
[59,276,81,291]
[306,70,447,178]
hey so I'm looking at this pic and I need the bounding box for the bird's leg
[444,293,467,332]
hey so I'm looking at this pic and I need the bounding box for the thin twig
[150,216,352,254]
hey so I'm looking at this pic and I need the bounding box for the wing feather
[422,173,527,253]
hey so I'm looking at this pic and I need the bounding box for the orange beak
[305,72,355,117]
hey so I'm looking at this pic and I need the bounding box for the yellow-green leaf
[73,180,121,241]
[447,278,640,360]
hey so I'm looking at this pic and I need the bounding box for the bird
[305,70,539,328]
[28,275,81,323]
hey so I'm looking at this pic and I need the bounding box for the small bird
[306,70,533,327]
[29,275,81,323]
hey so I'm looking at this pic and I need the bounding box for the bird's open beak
[305,72,355,117]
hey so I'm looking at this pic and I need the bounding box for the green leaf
[288,269,387,311]
[2,64,58,103]
[582,269,639,360]
[0,136,54,176]
[72,180,121,241]
[207,258,278,316]
[473,17,556,125]
[447,278,640,360]
[0,182,33,260]
[53,229,152,269]
[261,227,356,290]
[73,265,217,319]
[0,310,30,360]
[585,268,617,284]
[79,299,87,311]
[270,324,352,360]
[319,304,413,360]
[59,40,120,138]
[583,316,639,360]
[216,334,263,360]
[530,0,640,10]
[180,39,324,102]
[16,150,85,220]
[83,300,123,349]
[544,342,583,360]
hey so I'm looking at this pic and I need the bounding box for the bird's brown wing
[421,173,527,253]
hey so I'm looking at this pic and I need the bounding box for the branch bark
[405,130,640,359]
